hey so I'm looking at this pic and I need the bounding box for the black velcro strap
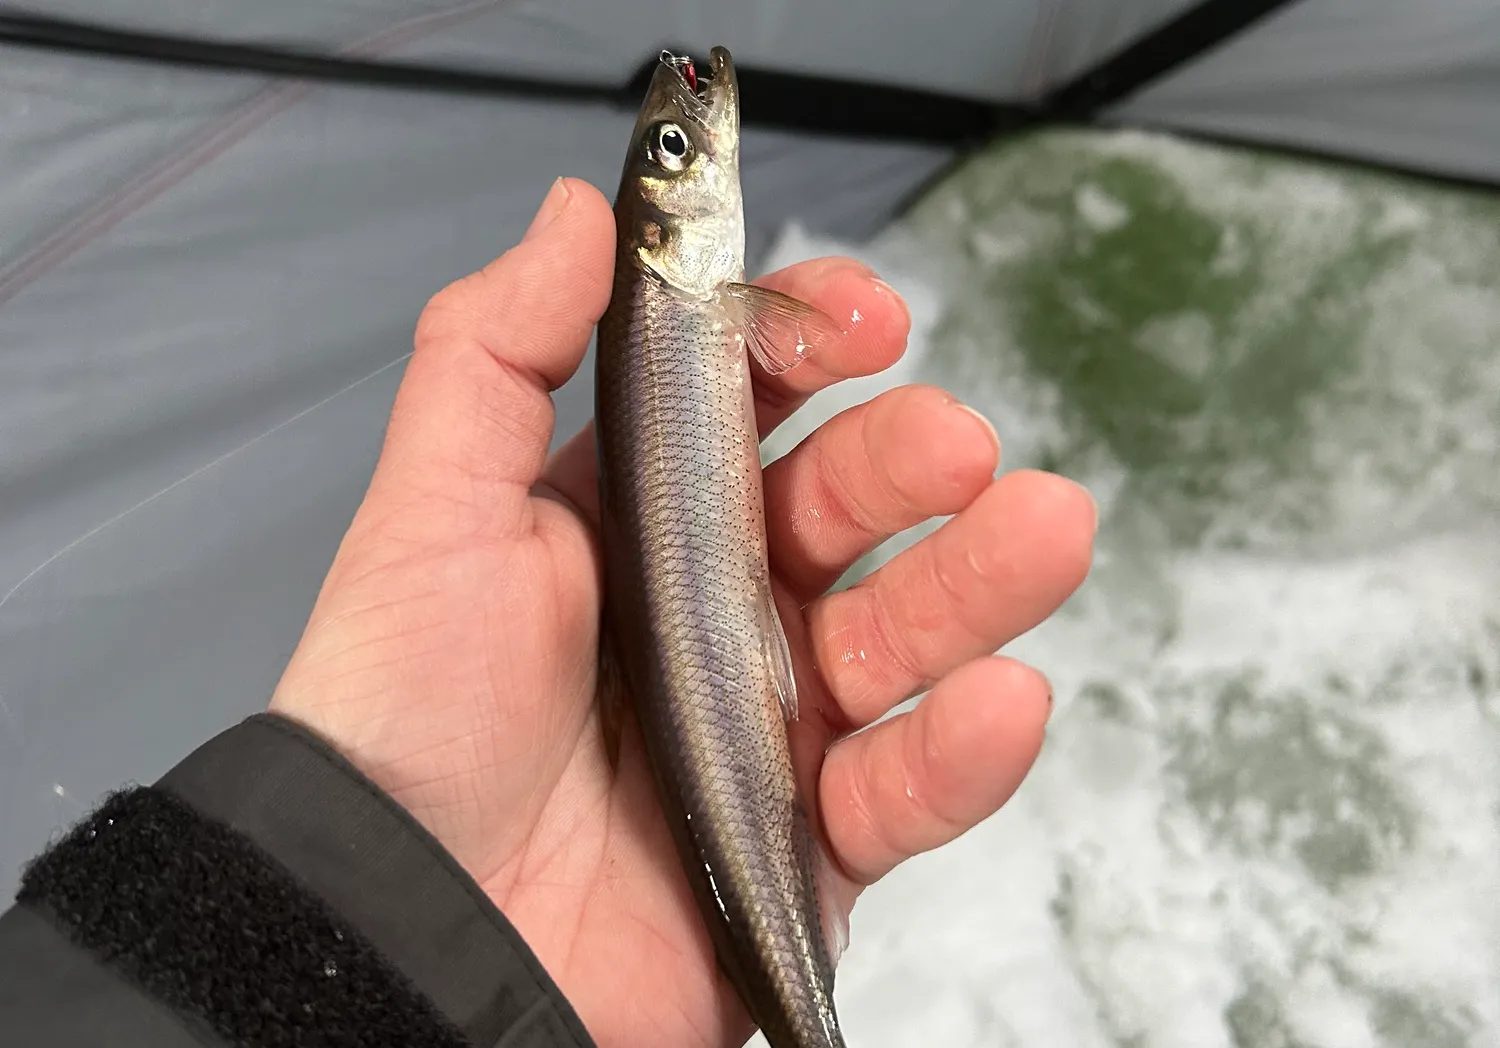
[16,785,472,1048]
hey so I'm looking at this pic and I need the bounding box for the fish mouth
[659,50,708,100]
[658,47,734,107]
[630,45,737,145]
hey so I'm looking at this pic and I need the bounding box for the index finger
[749,257,912,436]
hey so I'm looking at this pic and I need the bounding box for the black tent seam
[0,9,632,104]
[1038,0,1306,116]
[0,2,1302,143]
[7,1,1493,197]
[0,8,1023,146]
[5,0,1479,200]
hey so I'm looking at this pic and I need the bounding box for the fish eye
[651,122,693,170]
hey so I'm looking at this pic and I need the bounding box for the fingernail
[870,277,912,329]
[953,402,1001,460]
[523,178,571,241]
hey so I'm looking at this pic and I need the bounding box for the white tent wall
[1115,0,1500,184]
[2,0,1261,103]
[12,0,1044,98]
[409,0,1041,98]
[1016,0,1200,95]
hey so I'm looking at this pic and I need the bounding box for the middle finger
[761,383,1000,600]
[806,469,1095,731]
[748,256,912,436]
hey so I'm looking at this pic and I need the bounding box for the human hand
[269,178,1095,1048]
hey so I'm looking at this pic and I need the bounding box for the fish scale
[595,46,848,1044]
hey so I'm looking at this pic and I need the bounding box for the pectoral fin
[721,282,843,376]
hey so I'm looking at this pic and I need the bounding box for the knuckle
[842,747,899,884]
[858,584,928,698]
[861,391,928,516]
[415,276,483,351]
[928,545,986,635]
[904,715,968,843]
[811,438,882,542]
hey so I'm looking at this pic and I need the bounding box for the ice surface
[752,130,1500,1048]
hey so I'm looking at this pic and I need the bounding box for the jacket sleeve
[0,712,598,1048]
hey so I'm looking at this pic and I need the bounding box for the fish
[593,46,853,1048]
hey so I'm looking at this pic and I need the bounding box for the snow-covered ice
[752,129,1500,1048]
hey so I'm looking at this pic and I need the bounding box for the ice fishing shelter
[1,0,1495,892]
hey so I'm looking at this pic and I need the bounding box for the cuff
[20,712,596,1048]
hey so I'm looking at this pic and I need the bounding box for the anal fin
[762,585,800,722]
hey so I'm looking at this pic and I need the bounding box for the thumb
[371,176,615,535]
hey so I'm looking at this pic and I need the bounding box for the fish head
[617,46,744,297]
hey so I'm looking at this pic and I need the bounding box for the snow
[1076,183,1131,232]
[752,129,1500,1048]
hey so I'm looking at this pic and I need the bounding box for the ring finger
[806,469,1095,731]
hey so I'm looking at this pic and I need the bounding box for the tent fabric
[1115,0,1500,184]
[4,0,1500,896]
[10,0,1045,100]
[1015,0,1200,97]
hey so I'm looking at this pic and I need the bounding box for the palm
[274,478,807,1046]
[270,179,1094,1048]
